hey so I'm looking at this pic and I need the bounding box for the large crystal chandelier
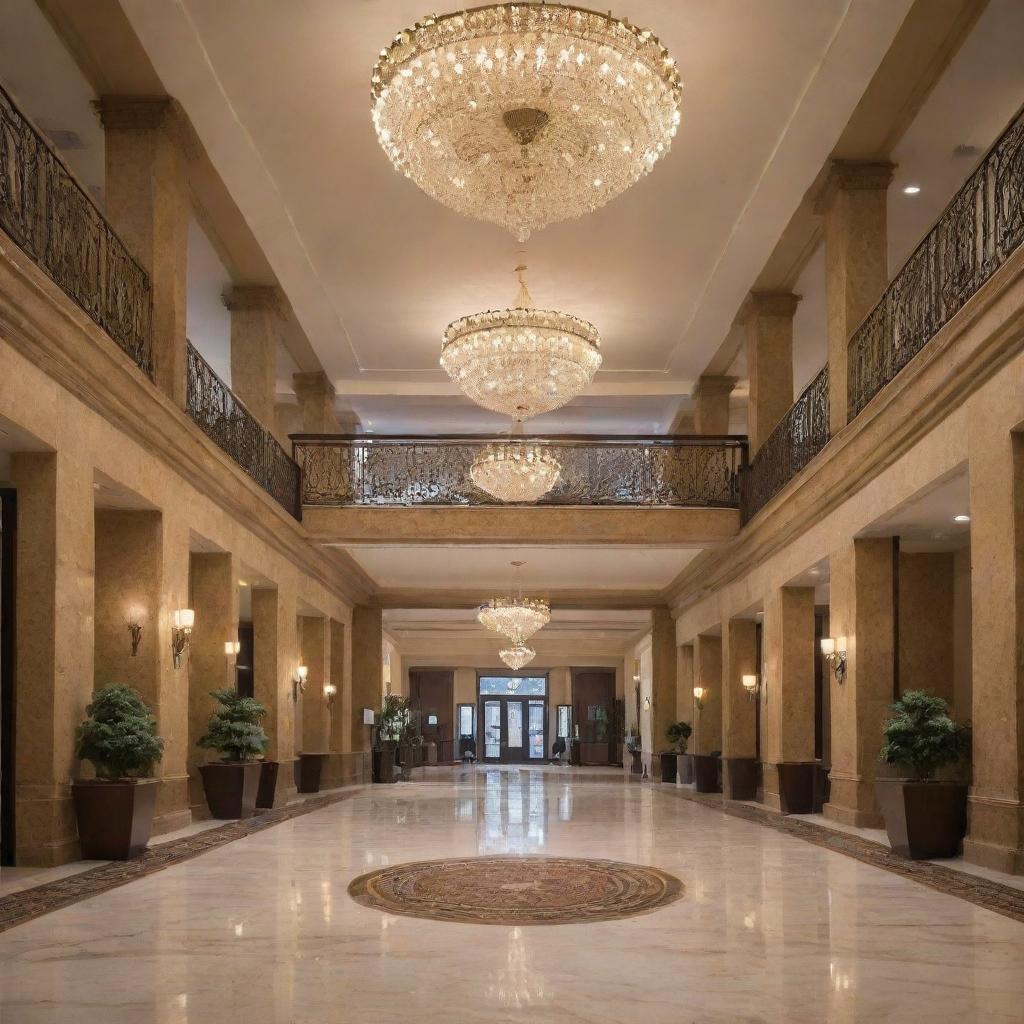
[500,643,536,671]
[471,435,561,503]
[442,265,601,420]
[478,560,550,642]
[371,3,682,241]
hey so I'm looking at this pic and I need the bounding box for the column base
[14,782,79,867]
[963,795,1024,874]
[823,774,884,829]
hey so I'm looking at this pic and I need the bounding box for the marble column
[963,426,1024,873]
[677,643,695,723]
[99,97,188,406]
[816,161,894,434]
[745,293,799,454]
[11,452,94,866]
[721,618,758,797]
[351,606,383,754]
[299,616,329,754]
[898,552,955,705]
[693,634,722,756]
[824,539,896,828]
[252,585,297,806]
[187,552,237,815]
[761,587,816,811]
[93,510,191,832]
[224,286,282,434]
[650,608,677,771]
[293,371,342,434]
[328,619,349,754]
[693,376,736,436]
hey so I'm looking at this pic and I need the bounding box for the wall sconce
[742,674,759,701]
[821,636,847,683]
[293,663,308,701]
[632,658,641,683]
[323,682,337,707]
[224,640,241,657]
[128,615,143,657]
[171,609,195,669]
[693,686,706,711]
[643,696,651,711]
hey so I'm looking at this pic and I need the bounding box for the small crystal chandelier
[442,265,601,420]
[471,425,561,503]
[371,3,682,241]
[500,643,536,671]
[478,560,550,642]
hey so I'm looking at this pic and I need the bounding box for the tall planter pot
[297,753,328,794]
[629,749,643,775]
[199,761,262,819]
[72,778,158,860]
[659,752,678,783]
[256,760,279,809]
[677,753,694,785]
[373,741,398,784]
[875,779,968,859]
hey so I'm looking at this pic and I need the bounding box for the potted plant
[876,690,970,859]
[665,721,693,784]
[373,693,405,783]
[73,685,164,859]
[197,688,268,819]
[625,727,643,775]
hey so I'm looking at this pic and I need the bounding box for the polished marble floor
[1,767,1023,1023]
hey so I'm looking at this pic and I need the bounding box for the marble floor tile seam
[0,786,366,934]
[657,784,1024,924]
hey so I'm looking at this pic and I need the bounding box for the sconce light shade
[820,637,835,657]
[174,608,195,630]
[821,636,848,683]
[693,686,705,700]
[171,608,195,669]
[741,674,757,693]
[297,664,308,683]
[632,658,641,683]
[324,682,337,697]
[224,640,241,656]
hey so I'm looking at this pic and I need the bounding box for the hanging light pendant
[442,265,601,420]
[470,426,561,503]
[478,560,550,642]
[371,3,683,241]
[500,643,536,672]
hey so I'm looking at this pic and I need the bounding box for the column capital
[222,284,283,315]
[292,370,337,403]
[815,160,895,213]
[96,96,177,132]
[746,291,800,320]
[693,374,737,397]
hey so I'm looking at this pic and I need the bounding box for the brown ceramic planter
[629,749,643,775]
[723,757,759,800]
[199,761,262,819]
[297,752,328,793]
[875,779,968,859]
[693,754,722,793]
[256,760,279,809]
[659,752,678,783]
[677,753,694,785]
[72,778,158,860]
[775,762,818,814]
[373,741,398,783]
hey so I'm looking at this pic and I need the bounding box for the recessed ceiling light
[903,185,921,195]
[953,514,970,523]
[809,568,820,576]
[238,579,249,587]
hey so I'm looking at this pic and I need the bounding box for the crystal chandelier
[471,437,561,503]
[500,643,536,671]
[442,265,601,420]
[371,3,682,241]
[478,560,550,642]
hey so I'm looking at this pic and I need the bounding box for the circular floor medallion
[347,855,684,926]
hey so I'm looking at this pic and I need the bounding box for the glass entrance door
[478,675,548,764]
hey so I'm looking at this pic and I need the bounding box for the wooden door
[409,669,455,760]
[571,668,616,764]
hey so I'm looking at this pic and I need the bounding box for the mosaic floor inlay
[348,854,685,925]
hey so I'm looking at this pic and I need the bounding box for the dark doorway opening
[571,668,616,764]
[1,488,16,866]
[409,669,455,762]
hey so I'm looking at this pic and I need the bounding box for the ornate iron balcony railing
[293,435,746,509]
[186,343,301,519]
[0,82,152,375]
[848,103,1024,419]
[742,365,830,523]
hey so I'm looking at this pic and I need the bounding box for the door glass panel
[459,705,474,737]
[557,705,571,738]
[528,702,545,758]
[507,701,523,749]
[484,701,501,758]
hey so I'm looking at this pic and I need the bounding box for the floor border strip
[0,787,363,933]
[660,785,1024,924]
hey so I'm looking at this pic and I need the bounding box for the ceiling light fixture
[442,264,601,420]
[371,3,682,241]
[953,514,970,523]
[478,560,551,643]
[500,643,536,671]
[470,425,561,503]
[903,185,921,195]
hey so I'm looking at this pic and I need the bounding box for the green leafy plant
[76,684,164,779]
[197,688,268,762]
[666,721,693,754]
[879,690,969,781]
[375,693,410,746]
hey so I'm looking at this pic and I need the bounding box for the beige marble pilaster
[252,585,297,805]
[693,634,722,756]
[693,376,736,436]
[650,608,677,760]
[293,371,342,434]
[328,618,349,755]
[187,552,237,815]
[898,552,955,704]
[721,618,757,759]
[299,616,329,753]
[677,643,694,723]
[963,427,1024,873]
[745,292,799,454]
[224,285,283,435]
[351,606,383,754]
[824,539,895,828]
[761,587,816,810]
[816,161,894,434]
[11,452,94,866]
[98,98,188,405]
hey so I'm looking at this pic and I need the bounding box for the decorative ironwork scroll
[848,104,1024,418]
[0,83,152,374]
[294,435,745,509]
[743,365,830,522]
[186,344,301,519]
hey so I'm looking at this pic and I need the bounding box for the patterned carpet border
[348,854,684,926]
[0,788,362,934]
[660,786,1024,925]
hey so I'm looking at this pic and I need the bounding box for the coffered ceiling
[118,0,912,434]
